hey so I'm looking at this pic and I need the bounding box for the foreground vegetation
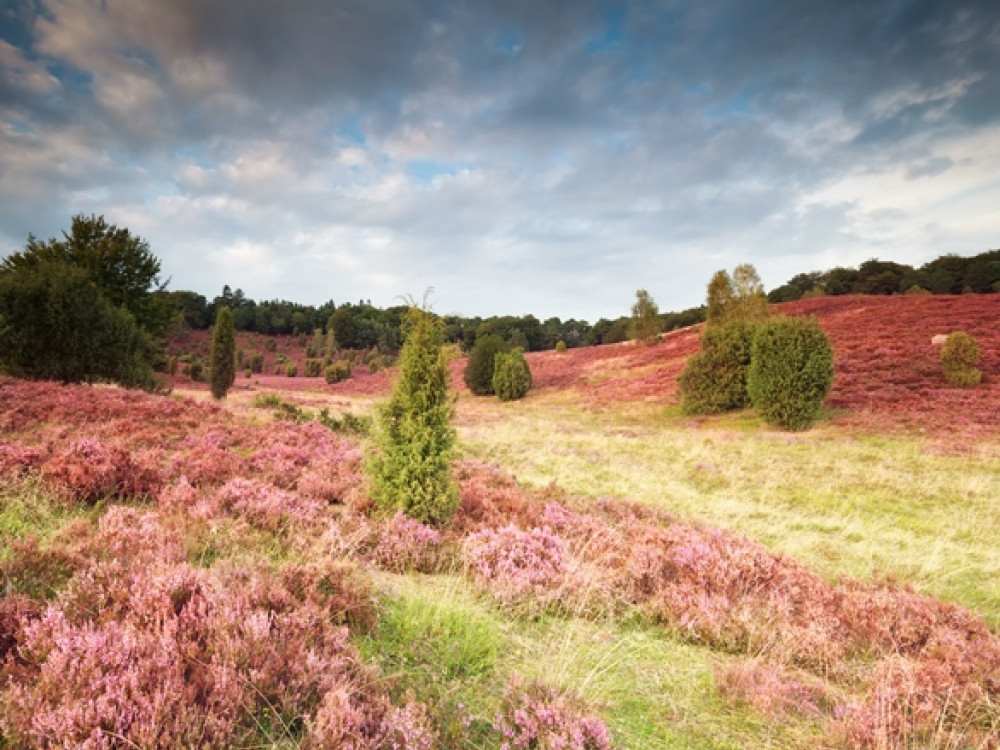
[2,355,998,748]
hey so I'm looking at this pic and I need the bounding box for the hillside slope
[515,294,1000,436]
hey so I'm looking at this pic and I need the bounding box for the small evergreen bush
[747,317,833,431]
[492,348,532,402]
[464,334,505,396]
[248,352,264,373]
[286,363,297,377]
[367,304,458,526]
[678,320,757,414]
[243,368,251,378]
[305,358,323,377]
[555,340,567,353]
[324,361,351,384]
[189,359,205,382]
[941,331,981,387]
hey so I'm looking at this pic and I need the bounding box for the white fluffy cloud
[1,0,999,319]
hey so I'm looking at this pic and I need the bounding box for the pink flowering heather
[40,438,163,505]
[214,477,321,531]
[463,524,573,609]
[715,658,828,718]
[1,522,416,750]
[157,476,201,511]
[493,678,613,750]
[834,656,999,749]
[0,440,45,479]
[372,512,442,573]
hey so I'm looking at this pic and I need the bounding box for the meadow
[1,294,998,749]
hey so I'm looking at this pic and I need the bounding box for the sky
[1,0,999,321]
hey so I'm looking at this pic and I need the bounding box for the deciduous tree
[628,289,661,345]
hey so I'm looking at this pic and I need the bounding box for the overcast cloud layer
[2,0,999,320]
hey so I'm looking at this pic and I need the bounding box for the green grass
[457,397,1000,628]
[357,573,828,749]
[0,481,78,550]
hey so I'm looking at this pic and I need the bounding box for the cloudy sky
[2,0,999,320]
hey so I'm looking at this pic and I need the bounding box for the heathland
[1,293,998,748]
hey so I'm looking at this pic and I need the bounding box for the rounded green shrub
[555,340,567,353]
[243,368,251,378]
[678,320,757,414]
[286,363,297,377]
[747,317,833,431]
[324,361,351,384]
[305,358,323,377]
[941,331,981,387]
[492,348,532,402]
[464,334,505,396]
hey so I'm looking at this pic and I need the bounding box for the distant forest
[161,248,1000,353]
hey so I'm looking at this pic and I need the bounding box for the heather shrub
[371,512,442,572]
[0,551,401,750]
[40,438,163,504]
[940,331,981,387]
[678,320,757,414]
[493,678,613,750]
[492,348,532,402]
[463,525,573,609]
[214,477,320,531]
[747,316,834,430]
[248,352,265,373]
[287,363,298,377]
[715,658,828,718]
[265,338,277,352]
[305,358,323,377]
[368,304,458,526]
[325,361,352,384]
[275,362,285,375]
[0,536,84,600]
[464,334,505,396]
[243,367,251,378]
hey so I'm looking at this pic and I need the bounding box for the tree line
[768,252,1000,302]
[2,214,996,392]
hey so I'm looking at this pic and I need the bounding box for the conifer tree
[367,302,458,526]
[209,306,236,399]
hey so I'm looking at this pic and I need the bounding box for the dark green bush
[324,361,352,384]
[305,358,323,377]
[492,348,532,402]
[747,317,833,431]
[941,331,981,387]
[555,340,567,353]
[286,363,298,377]
[209,306,236,399]
[189,359,205,382]
[248,352,264,373]
[464,334,505,396]
[678,320,757,414]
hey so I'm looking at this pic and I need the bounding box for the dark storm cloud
[1,0,998,318]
